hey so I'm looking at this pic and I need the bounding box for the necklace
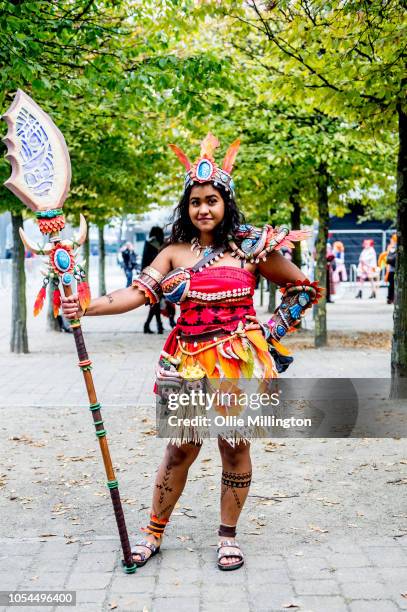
[191,237,215,258]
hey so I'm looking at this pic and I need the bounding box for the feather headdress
[169,132,240,196]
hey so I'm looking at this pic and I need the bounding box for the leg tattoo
[156,462,173,505]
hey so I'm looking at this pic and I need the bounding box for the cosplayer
[378,234,397,305]
[62,134,321,571]
[355,239,378,299]
[332,241,347,286]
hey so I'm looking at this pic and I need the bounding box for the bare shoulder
[165,242,192,268]
[143,243,190,276]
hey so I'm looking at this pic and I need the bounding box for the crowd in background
[116,228,398,334]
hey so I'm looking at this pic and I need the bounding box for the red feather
[53,287,61,318]
[33,286,46,317]
[200,133,219,158]
[168,144,191,171]
[222,138,241,174]
[78,281,91,311]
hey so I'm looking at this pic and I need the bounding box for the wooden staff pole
[63,284,136,573]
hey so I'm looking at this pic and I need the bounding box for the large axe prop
[2,89,136,573]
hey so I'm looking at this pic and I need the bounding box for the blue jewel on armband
[281,303,287,309]
[289,304,303,320]
[276,324,286,337]
[298,292,310,307]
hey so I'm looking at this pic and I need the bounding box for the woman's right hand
[61,294,84,320]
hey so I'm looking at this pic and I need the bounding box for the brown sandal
[217,539,244,571]
[131,539,160,567]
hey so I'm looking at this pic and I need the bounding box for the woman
[355,239,378,299]
[62,134,321,571]
[141,226,165,334]
[332,241,347,287]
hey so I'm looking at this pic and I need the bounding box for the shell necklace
[191,237,215,258]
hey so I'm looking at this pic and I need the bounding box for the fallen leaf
[316,497,340,506]
[308,524,329,533]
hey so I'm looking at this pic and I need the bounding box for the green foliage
[0,0,402,228]
[0,0,225,223]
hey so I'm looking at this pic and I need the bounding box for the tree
[0,0,226,350]
[221,0,405,384]
[179,10,396,345]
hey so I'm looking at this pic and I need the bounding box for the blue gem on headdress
[196,160,213,180]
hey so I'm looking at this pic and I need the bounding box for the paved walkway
[1,262,406,611]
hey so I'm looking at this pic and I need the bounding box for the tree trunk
[290,188,302,270]
[10,212,29,353]
[268,281,276,313]
[98,225,106,296]
[314,163,329,348]
[391,104,407,397]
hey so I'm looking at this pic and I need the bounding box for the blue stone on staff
[62,272,72,285]
[55,248,70,271]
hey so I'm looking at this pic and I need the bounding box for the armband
[267,279,322,341]
[228,224,310,263]
[132,266,164,305]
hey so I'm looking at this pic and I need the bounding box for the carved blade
[2,89,71,212]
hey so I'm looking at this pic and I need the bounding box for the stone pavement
[1,260,406,611]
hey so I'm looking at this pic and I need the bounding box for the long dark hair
[168,182,245,246]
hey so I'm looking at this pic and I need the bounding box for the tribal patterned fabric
[155,265,279,445]
[159,266,277,381]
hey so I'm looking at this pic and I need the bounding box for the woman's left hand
[244,315,262,331]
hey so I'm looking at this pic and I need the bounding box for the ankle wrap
[218,524,237,538]
[141,514,169,539]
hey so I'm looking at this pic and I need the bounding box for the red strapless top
[161,266,257,355]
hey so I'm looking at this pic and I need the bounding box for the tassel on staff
[75,264,91,311]
[53,284,61,318]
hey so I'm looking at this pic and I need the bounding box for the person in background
[121,241,138,287]
[332,241,347,289]
[141,226,165,334]
[326,242,336,303]
[384,234,397,304]
[355,239,378,299]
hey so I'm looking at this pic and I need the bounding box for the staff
[2,89,136,574]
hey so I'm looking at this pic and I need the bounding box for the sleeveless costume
[133,133,322,445]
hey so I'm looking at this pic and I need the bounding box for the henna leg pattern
[132,441,201,564]
[218,437,252,567]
